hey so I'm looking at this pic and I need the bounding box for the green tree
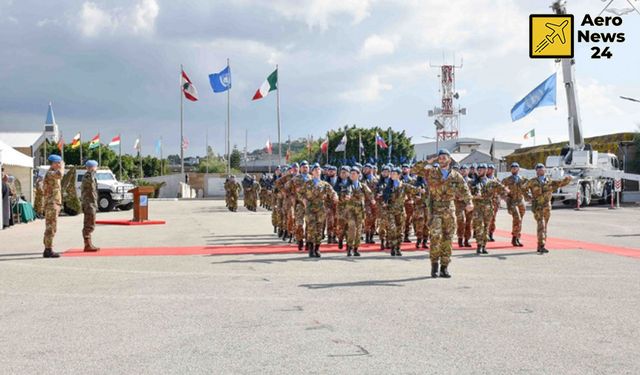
[230,146,242,169]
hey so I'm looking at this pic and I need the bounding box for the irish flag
[108,135,121,148]
[70,133,81,149]
[252,69,278,100]
[88,133,100,149]
[523,129,536,139]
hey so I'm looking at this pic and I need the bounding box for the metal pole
[160,136,163,176]
[79,132,83,165]
[276,64,282,165]
[244,128,248,174]
[205,128,209,175]
[139,134,143,178]
[227,58,231,175]
[98,134,101,166]
[180,64,185,175]
[119,134,122,180]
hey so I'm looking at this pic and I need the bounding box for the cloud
[360,34,396,58]
[340,75,392,102]
[267,0,373,30]
[78,0,158,37]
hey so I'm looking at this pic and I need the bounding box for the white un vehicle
[74,168,135,212]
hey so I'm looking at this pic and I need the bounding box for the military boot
[43,248,60,258]
[278,229,283,238]
[440,264,451,278]
[369,233,376,244]
[415,238,421,249]
[431,262,439,278]
[403,234,411,243]
[463,239,471,247]
[540,247,549,254]
[511,236,518,246]
[347,246,353,257]
[458,237,463,247]
[273,226,277,233]
[488,233,495,242]
[304,241,309,251]
[477,244,482,255]
[380,239,385,251]
[298,240,304,251]
[314,243,321,258]
[396,247,403,256]
[422,239,429,249]
[390,247,397,256]
[338,238,344,250]
[353,248,361,257]
[308,243,315,257]
[481,247,489,254]
[516,238,524,247]
[83,238,99,252]
[281,231,288,241]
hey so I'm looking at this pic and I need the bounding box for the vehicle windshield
[96,172,116,181]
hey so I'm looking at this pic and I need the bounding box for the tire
[581,184,592,206]
[98,192,116,212]
[120,202,134,211]
[63,204,79,216]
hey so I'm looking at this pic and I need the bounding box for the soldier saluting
[42,154,64,258]
[81,160,100,252]
[501,162,528,247]
[523,163,572,254]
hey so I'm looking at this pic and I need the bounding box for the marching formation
[224,148,572,278]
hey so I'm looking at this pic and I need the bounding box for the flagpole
[79,132,83,165]
[227,58,231,175]
[269,137,272,174]
[244,128,248,174]
[98,133,101,166]
[160,136,164,176]
[359,132,362,164]
[180,64,185,176]
[388,128,392,163]
[374,132,378,165]
[139,134,143,178]
[118,134,122,180]
[343,128,347,162]
[205,128,209,175]
[276,64,282,166]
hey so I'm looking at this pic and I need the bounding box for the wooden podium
[128,186,155,222]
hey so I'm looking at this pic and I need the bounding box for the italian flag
[70,133,81,149]
[252,69,278,100]
[108,135,121,148]
[523,129,536,139]
[265,138,273,154]
[88,133,100,149]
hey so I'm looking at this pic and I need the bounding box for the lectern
[128,186,155,222]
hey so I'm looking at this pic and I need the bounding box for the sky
[1,0,639,157]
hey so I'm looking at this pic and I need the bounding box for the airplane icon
[534,19,569,53]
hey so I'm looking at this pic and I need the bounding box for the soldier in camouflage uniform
[42,155,64,258]
[470,164,508,255]
[380,167,417,256]
[34,176,44,218]
[224,175,241,212]
[81,160,100,252]
[270,167,282,234]
[413,149,473,278]
[259,175,268,209]
[323,166,339,244]
[375,165,392,250]
[242,175,260,212]
[344,167,374,256]
[333,166,351,250]
[301,163,337,258]
[486,164,500,242]
[502,162,528,247]
[411,175,430,249]
[278,164,298,242]
[455,165,473,247]
[523,163,572,254]
[286,161,310,250]
[362,164,378,244]
[400,164,415,243]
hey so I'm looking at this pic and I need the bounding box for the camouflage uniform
[286,173,310,243]
[414,163,472,267]
[34,177,44,218]
[380,180,415,253]
[375,177,391,249]
[43,168,63,249]
[470,177,507,249]
[487,173,500,238]
[334,179,351,248]
[80,170,98,241]
[344,180,373,252]
[280,173,297,239]
[301,179,337,246]
[401,174,415,241]
[224,178,241,211]
[411,177,430,248]
[524,176,572,250]
[243,178,261,211]
[324,175,338,243]
[271,174,281,231]
[502,174,528,242]
[363,173,379,243]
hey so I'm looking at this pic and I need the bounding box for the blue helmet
[351,166,361,174]
[535,163,545,169]
[488,164,495,169]
[311,163,321,171]
[85,160,98,168]
[392,167,402,174]
[300,160,309,167]
[291,162,300,169]
[460,164,469,170]
[381,165,390,172]
[510,162,520,168]
[340,166,351,172]
[438,148,451,156]
[48,154,62,163]
[478,163,488,169]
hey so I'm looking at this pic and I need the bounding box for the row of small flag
[57,134,189,154]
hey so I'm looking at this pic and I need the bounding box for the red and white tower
[428,58,466,143]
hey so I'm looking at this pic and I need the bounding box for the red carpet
[63,232,640,259]
[95,219,166,226]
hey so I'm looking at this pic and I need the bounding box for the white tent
[0,139,34,168]
[1,140,35,229]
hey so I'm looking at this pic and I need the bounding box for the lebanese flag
[252,69,278,100]
[265,138,273,154]
[181,69,199,101]
[70,133,81,149]
[321,139,328,154]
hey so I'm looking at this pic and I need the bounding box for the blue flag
[511,73,556,121]
[155,139,162,155]
[209,65,232,93]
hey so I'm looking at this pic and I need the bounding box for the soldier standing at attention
[413,149,473,278]
[224,175,241,212]
[400,164,415,243]
[362,164,378,244]
[42,155,64,258]
[34,176,44,219]
[524,163,572,254]
[411,175,430,249]
[455,165,473,247]
[344,166,374,256]
[280,163,299,243]
[470,164,508,255]
[381,167,416,256]
[270,166,282,234]
[301,164,337,258]
[502,162,528,247]
[81,160,100,252]
[324,166,338,244]
[333,166,351,250]
[486,164,499,242]
[286,161,310,250]
[375,165,392,250]
[242,175,260,212]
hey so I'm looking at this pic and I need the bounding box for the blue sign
[140,195,148,207]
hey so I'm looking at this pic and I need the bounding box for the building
[413,137,521,171]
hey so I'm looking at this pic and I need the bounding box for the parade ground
[1,200,639,374]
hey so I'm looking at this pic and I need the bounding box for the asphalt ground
[1,200,639,374]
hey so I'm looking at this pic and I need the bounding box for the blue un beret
[478,163,488,169]
[488,164,495,169]
[461,164,469,170]
[392,167,402,174]
[535,163,545,169]
[510,162,520,168]
[340,166,351,172]
[311,163,321,171]
[351,166,361,174]
[381,165,391,171]
[85,160,98,168]
[48,154,62,163]
[438,149,451,156]
[291,162,300,169]
[300,160,309,167]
